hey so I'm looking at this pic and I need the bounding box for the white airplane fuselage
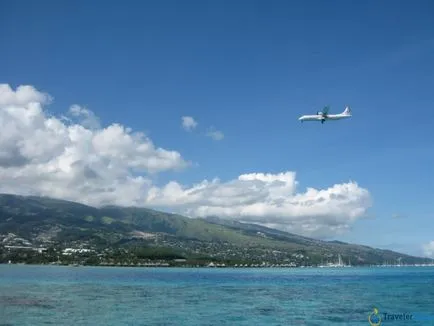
[298,107,352,123]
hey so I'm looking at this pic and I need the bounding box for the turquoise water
[1,265,434,325]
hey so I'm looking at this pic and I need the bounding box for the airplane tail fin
[343,105,351,115]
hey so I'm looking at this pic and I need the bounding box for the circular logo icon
[368,308,382,326]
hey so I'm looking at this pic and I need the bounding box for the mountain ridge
[0,193,430,266]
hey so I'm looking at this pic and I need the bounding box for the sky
[1,0,434,258]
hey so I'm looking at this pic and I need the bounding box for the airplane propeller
[317,105,330,117]
[317,105,330,124]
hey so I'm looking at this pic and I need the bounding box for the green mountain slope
[0,194,430,266]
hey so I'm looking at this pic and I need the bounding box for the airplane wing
[322,106,330,115]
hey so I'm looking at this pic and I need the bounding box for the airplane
[298,105,352,124]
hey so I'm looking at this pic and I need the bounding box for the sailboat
[318,254,352,268]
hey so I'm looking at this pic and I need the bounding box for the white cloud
[0,84,52,107]
[181,116,197,131]
[206,127,224,141]
[0,83,189,207]
[69,104,101,129]
[422,241,434,258]
[0,83,373,238]
[145,172,372,238]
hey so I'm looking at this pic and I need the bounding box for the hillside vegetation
[0,194,430,266]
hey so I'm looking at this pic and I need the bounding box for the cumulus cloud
[0,84,52,107]
[181,116,197,131]
[206,127,224,141]
[68,104,101,129]
[0,83,373,238]
[0,83,189,207]
[145,172,372,238]
[422,241,434,258]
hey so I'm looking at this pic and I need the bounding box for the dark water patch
[0,296,54,309]
[256,306,278,315]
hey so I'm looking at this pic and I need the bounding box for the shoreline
[3,262,434,268]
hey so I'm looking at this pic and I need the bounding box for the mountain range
[0,193,430,266]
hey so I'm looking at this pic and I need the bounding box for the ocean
[1,265,433,325]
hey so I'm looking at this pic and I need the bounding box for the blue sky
[1,0,434,257]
